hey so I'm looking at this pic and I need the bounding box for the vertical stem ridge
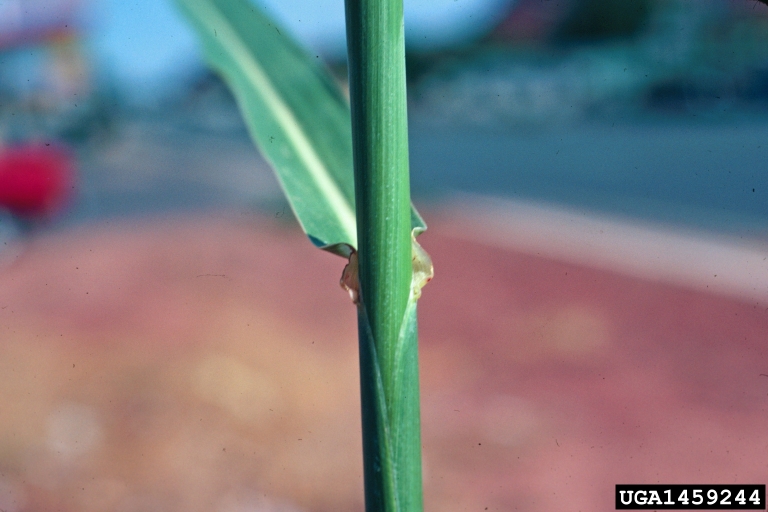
[344,0,423,510]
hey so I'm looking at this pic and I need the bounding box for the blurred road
[409,119,768,237]
[68,113,282,223]
[69,111,768,240]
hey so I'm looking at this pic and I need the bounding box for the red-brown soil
[0,212,765,511]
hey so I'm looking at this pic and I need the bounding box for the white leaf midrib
[187,0,358,247]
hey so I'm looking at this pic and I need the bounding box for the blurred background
[0,0,767,511]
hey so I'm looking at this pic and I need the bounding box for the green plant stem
[344,0,423,511]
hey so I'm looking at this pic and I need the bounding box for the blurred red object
[0,143,75,218]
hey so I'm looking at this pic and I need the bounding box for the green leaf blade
[175,0,425,256]
[176,0,356,254]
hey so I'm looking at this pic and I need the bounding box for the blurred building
[409,0,768,126]
[0,0,104,143]
[491,0,654,43]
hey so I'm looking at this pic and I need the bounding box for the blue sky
[86,0,513,101]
